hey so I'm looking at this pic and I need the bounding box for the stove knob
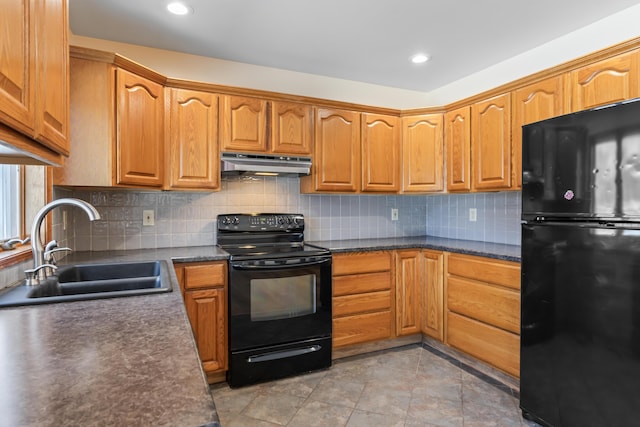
[221,217,229,225]
[278,216,285,224]
[233,216,240,225]
[286,217,292,224]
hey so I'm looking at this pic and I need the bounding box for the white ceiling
[69,0,640,93]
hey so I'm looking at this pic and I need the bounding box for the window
[0,164,21,240]
[0,164,47,265]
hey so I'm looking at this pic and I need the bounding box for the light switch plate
[391,208,399,221]
[469,208,477,222]
[143,210,155,226]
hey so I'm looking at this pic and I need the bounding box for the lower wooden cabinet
[332,251,394,348]
[395,250,422,336]
[445,253,521,377]
[422,250,444,341]
[175,261,227,382]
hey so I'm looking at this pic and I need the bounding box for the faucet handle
[25,264,58,286]
[44,247,72,265]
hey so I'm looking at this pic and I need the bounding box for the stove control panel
[217,213,304,231]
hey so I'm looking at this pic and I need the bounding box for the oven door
[228,255,332,352]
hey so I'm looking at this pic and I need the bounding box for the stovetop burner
[216,213,329,260]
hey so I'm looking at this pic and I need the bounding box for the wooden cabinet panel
[332,251,392,275]
[512,76,565,189]
[422,250,444,341]
[402,114,444,193]
[445,106,471,192]
[0,0,35,137]
[472,93,511,190]
[303,107,360,192]
[361,113,400,192]
[333,290,391,317]
[447,312,519,377]
[184,287,227,373]
[569,50,639,112]
[220,95,267,152]
[183,263,227,289]
[395,250,421,336]
[447,253,520,290]
[270,101,313,155]
[167,88,219,190]
[333,311,393,348]
[447,276,520,334]
[116,68,164,187]
[332,251,394,348]
[34,0,69,154]
[180,261,228,381]
[333,272,392,296]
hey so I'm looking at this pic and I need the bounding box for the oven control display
[219,214,304,231]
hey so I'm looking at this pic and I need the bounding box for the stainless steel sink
[0,260,172,308]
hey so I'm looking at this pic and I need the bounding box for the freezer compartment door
[521,99,640,220]
[521,222,640,426]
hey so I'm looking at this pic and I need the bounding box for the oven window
[250,274,316,321]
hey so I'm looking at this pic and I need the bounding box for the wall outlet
[469,208,477,222]
[391,208,399,221]
[143,210,155,226]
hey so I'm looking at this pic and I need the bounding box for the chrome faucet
[28,198,101,284]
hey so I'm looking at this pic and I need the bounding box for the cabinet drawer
[183,263,227,289]
[333,311,392,348]
[447,254,520,290]
[447,312,519,377]
[333,271,391,296]
[447,276,520,334]
[333,290,391,317]
[333,251,392,276]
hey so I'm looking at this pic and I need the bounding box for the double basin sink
[0,260,172,308]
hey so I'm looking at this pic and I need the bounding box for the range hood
[221,152,311,177]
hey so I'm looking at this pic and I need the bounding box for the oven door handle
[231,257,330,270]
[247,345,322,363]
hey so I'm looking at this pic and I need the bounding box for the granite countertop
[0,246,228,427]
[308,235,521,262]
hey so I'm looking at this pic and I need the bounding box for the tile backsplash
[3,179,521,289]
[53,177,521,253]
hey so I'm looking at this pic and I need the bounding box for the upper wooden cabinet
[301,107,360,193]
[402,114,444,193]
[0,0,69,159]
[569,50,639,112]
[116,68,164,187]
[471,93,512,191]
[54,53,166,188]
[220,95,268,153]
[270,101,313,155]
[361,113,400,192]
[512,76,565,189]
[445,106,472,192]
[167,88,220,190]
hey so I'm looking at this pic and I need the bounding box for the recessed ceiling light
[167,2,192,15]
[410,53,430,64]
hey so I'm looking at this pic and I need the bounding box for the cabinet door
[184,288,227,374]
[402,114,443,192]
[0,0,35,137]
[512,76,564,189]
[361,113,400,192]
[34,0,69,154]
[270,101,313,155]
[311,108,360,192]
[472,93,511,190]
[422,250,444,341]
[569,50,639,112]
[116,68,164,187]
[220,95,267,152]
[395,250,421,336]
[445,106,471,192]
[167,88,219,190]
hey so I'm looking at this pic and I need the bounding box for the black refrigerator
[520,98,640,427]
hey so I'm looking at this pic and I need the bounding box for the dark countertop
[309,236,521,262]
[0,246,228,427]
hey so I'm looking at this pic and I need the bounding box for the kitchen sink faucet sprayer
[27,198,101,284]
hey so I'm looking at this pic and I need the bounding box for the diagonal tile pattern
[211,344,542,426]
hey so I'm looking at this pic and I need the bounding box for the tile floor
[211,344,541,426]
